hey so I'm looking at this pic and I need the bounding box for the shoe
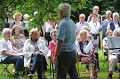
[90,76,94,79]
[84,68,89,72]
[97,67,101,72]
[28,73,34,79]
[107,74,112,79]
[14,73,24,79]
[115,69,119,73]
[12,69,15,73]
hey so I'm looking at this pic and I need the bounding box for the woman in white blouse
[76,30,98,79]
[23,28,48,79]
[0,28,23,79]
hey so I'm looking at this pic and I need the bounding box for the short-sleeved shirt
[75,21,89,35]
[0,38,14,62]
[57,16,76,52]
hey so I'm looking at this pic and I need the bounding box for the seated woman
[10,25,26,53]
[49,29,57,61]
[76,30,98,79]
[0,28,23,79]
[23,28,48,79]
[103,29,113,56]
[108,29,120,79]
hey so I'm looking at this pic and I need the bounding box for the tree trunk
[2,19,5,29]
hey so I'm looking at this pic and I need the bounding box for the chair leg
[50,60,52,75]
[24,67,28,79]
[52,62,55,79]
[1,64,11,77]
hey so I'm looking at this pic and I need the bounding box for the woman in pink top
[49,30,57,60]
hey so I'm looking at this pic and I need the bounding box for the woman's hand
[93,44,97,48]
[86,55,90,58]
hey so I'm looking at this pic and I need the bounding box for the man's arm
[53,40,63,65]
[55,40,63,57]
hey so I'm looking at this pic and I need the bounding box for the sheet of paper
[90,25,102,34]
[85,40,93,53]
[85,40,97,53]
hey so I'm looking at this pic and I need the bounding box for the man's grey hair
[79,14,85,18]
[59,3,71,16]
[2,28,12,36]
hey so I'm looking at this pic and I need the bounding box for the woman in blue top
[102,10,112,39]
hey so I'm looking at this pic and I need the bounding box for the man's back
[57,16,76,52]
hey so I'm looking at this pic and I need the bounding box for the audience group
[0,3,120,79]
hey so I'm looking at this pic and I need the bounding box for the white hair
[113,29,120,36]
[2,28,12,36]
[113,12,119,18]
[81,26,88,30]
[59,3,71,16]
[106,10,112,15]
[79,14,85,18]
[50,29,57,37]
[23,14,29,19]
[79,30,88,37]
[93,6,99,10]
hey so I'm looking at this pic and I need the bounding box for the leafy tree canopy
[0,0,120,29]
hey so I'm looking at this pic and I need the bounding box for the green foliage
[0,0,120,29]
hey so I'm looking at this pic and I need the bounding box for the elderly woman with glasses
[0,28,23,79]
[23,28,48,79]
[107,12,120,31]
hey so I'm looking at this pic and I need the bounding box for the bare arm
[53,40,63,65]
[2,50,19,56]
[54,40,63,57]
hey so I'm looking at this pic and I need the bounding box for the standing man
[87,6,102,24]
[76,14,89,35]
[53,3,78,79]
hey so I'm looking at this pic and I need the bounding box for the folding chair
[0,60,11,77]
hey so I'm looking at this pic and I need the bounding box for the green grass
[0,48,119,79]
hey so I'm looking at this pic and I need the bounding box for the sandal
[90,76,94,79]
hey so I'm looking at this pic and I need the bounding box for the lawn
[0,50,119,79]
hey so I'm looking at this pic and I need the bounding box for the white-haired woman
[102,10,112,39]
[107,12,120,31]
[108,29,120,79]
[23,28,48,79]
[9,12,28,37]
[0,28,23,79]
[76,30,98,79]
[103,29,113,56]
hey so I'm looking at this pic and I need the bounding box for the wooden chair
[76,61,90,78]
[49,55,55,79]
